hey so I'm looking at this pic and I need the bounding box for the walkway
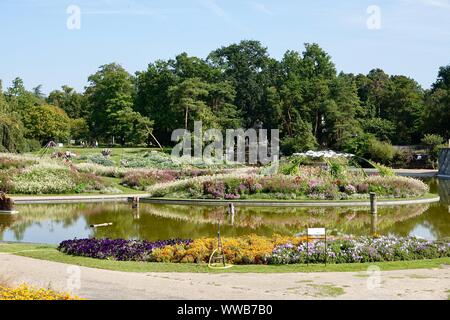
[0,254,449,300]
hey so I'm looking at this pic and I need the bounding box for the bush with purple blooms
[58,238,192,261]
[269,236,450,265]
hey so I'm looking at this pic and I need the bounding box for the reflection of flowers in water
[145,203,431,235]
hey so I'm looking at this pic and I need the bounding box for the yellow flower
[0,283,83,300]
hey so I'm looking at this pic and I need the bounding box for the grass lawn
[1,242,448,274]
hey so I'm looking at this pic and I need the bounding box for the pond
[0,178,449,244]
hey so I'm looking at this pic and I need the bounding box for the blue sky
[1,0,449,94]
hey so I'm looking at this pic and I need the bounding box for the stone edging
[11,194,151,204]
[138,196,441,207]
[9,194,440,207]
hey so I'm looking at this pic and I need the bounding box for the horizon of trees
[1,40,449,160]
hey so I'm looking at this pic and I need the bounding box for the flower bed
[0,283,81,300]
[58,238,192,261]
[148,170,429,200]
[58,236,450,265]
[8,164,108,194]
[270,236,450,264]
[0,154,37,169]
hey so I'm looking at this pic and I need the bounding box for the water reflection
[0,178,448,244]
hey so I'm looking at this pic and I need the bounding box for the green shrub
[421,134,445,168]
[366,138,395,164]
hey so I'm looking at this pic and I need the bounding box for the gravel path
[1,254,449,300]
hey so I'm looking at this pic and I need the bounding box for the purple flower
[58,238,191,261]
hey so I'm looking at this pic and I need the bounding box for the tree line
[1,40,449,160]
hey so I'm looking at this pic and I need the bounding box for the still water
[1,178,449,244]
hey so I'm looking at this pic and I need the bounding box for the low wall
[438,148,450,178]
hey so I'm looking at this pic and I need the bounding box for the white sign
[307,228,325,236]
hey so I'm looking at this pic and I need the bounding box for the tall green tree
[208,40,275,127]
[5,77,44,114]
[382,76,424,144]
[47,85,87,119]
[168,77,211,130]
[298,43,337,143]
[324,73,363,149]
[135,60,179,144]
[423,65,450,139]
[85,63,136,141]
[22,105,71,142]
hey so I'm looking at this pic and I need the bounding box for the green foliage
[22,105,71,143]
[47,86,87,119]
[3,43,450,156]
[325,158,349,180]
[421,134,445,167]
[421,134,444,148]
[280,156,307,175]
[85,63,136,141]
[362,118,395,142]
[0,111,27,152]
[367,160,395,177]
[109,107,153,146]
[280,118,317,154]
[70,118,89,141]
[366,137,395,164]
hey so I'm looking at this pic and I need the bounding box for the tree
[32,85,45,99]
[135,60,180,144]
[207,81,242,129]
[298,43,337,143]
[5,77,44,114]
[324,73,362,149]
[48,86,87,119]
[432,65,450,91]
[280,118,317,154]
[363,69,390,118]
[70,118,89,141]
[85,63,135,141]
[208,40,274,127]
[168,77,211,130]
[361,117,395,142]
[109,108,153,146]
[421,134,444,167]
[382,76,424,144]
[0,110,27,152]
[423,65,450,139]
[22,105,71,142]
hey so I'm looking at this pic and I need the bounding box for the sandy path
[0,254,449,300]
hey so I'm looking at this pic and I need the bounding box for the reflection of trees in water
[142,203,430,236]
[0,194,447,242]
[382,203,450,239]
[0,203,119,241]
